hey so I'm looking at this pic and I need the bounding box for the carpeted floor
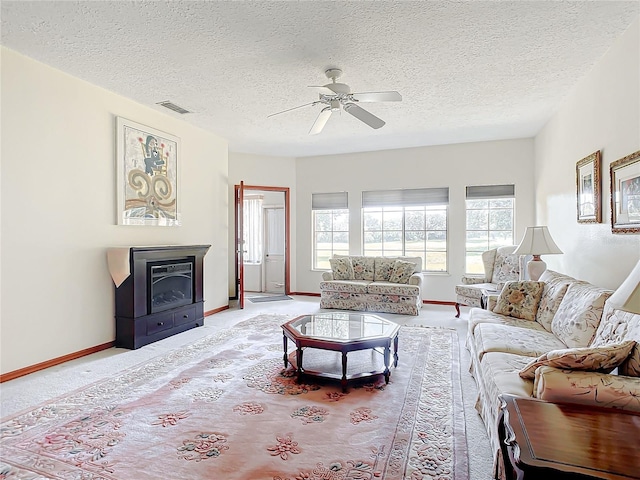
[0,298,492,479]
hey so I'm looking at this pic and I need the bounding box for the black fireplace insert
[148,260,194,313]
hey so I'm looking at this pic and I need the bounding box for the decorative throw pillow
[519,340,636,379]
[389,260,416,284]
[329,257,355,280]
[350,256,375,281]
[492,281,545,321]
[374,257,396,282]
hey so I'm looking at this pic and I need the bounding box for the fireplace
[111,245,210,349]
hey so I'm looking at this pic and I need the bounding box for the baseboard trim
[0,341,115,383]
[289,292,321,297]
[205,305,229,316]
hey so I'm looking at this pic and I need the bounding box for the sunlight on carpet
[0,314,468,479]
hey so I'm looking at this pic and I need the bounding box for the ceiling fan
[268,68,402,135]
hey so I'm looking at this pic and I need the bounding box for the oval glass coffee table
[281,312,400,392]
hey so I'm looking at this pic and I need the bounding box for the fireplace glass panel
[149,261,193,313]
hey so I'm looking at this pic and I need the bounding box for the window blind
[466,184,515,199]
[312,192,348,210]
[362,187,449,207]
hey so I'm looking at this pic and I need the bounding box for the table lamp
[513,226,563,281]
[608,259,640,314]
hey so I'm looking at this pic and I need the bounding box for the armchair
[454,245,525,317]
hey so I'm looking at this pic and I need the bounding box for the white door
[264,207,285,294]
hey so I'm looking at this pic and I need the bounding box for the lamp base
[527,255,547,281]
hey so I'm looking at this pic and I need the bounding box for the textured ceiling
[2,1,639,157]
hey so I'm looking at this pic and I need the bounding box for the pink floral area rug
[1,314,468,480]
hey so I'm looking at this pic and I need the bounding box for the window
[362,188,449,272]
[312,192,349,269]
[243,195,263,264]
[465,185,515,274]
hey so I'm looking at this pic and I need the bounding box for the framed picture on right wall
[576,150,601,223]
[610,149,640,234]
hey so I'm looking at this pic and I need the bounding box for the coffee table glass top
[285,312,397,342]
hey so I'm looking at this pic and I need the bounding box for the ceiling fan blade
[343,103,385,129]
[268,101,318,118]
[309,107,332,135]
[351,91,402,102]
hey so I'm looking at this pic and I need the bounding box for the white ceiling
[2,1,638,158]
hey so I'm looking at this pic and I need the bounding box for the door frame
[234,185,290,306]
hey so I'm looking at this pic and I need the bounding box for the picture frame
[610,149,640,234]
[116,117,180,226]
[576,150,601,223]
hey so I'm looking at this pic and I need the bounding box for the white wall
[1,48,229,375]
[535,16,640,289]
[227,153,297,297]
[295,139,536,301]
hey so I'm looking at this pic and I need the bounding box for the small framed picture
[576,151,601,223]
[116,117,180,226]
[610,149,640,234]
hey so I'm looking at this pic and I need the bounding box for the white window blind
[362,187,449,207]
[466,184,515,199]
[312,192,348,210]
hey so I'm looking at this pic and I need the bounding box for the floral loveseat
[320,255,423,315]
[466,267,640,470]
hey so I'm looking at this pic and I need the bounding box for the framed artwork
[610,149,640,234]
[116,117,180,226]
[576,150,601,223]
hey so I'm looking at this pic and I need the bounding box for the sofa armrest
[533,365,640,413]
[408,273,423,289]
[322,272,334,281]
[461,275,488,285]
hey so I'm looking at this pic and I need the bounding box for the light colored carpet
[0,299,491,479]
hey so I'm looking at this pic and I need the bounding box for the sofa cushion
[474,322,566,360]
[350,256,375,281]
[533,366,640,413]
[367,281,420,296]
[374,257,396,281]
[535,270,573,331]
[551,283,613,348]
[490,248,521,284]
[329,257,355,280]
[591,305,640,377]
[518,340,636,379]
[493,281,544,321]
[319,280,370,294]
[468,307,546,337]
[389,260,416,284]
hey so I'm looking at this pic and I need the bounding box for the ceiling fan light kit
[269,68,402,135]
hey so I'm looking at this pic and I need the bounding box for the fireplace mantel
[110,245,210,349]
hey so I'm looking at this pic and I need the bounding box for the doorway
[234,184,290,309]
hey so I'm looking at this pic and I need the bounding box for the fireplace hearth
[109,245,210,349]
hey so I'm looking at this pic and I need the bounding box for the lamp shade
[513,226,563,256]
[608,259,640,314]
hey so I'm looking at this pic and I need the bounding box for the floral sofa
[319,255,423,315]
[466,267,640,470]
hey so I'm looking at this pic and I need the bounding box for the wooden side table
[497,395,640,480]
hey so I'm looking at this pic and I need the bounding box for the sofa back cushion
[373,256,422,282]
[551,283,613,348]
[591,304,640,377]
[350,256,375,281]
[535,270,573,331]
[492,281,545,321]
[490,246,521,284]
[329,257,354,280]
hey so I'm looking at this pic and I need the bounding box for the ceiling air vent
[156,101,191,115]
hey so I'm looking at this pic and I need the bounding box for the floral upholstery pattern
[535,270,572,331]
[349,256,375,281]
[533,366,640,412]
[490,247,521,283]
[551,283,613,348]
[389,260,417,284]
[473,323,566,360]
[320,256,423,316]
[329,257,354,280]
[493,281,544,321]
[591,305,640,377]
[374,257,396,281]
[519,340,636,379]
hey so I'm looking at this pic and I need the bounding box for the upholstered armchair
[454,245,526,317]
